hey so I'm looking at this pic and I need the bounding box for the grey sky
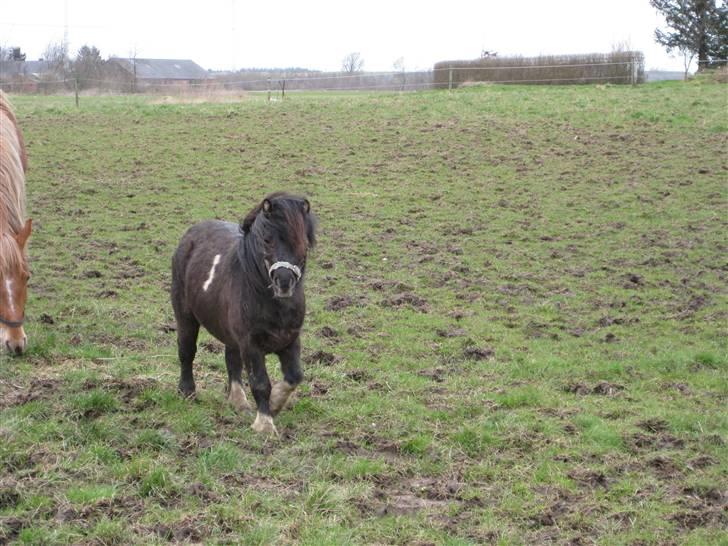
[1,1,686,73]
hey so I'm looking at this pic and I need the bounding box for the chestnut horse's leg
[225,345,251,411]
[176,315,199,398]
[270,337,303,416]
[244,346,276,434]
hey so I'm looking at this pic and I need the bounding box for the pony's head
[241,193,316,298]
[0,219,31,355]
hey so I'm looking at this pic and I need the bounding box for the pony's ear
[240,206,260,233]
[14,218,32,249]
[262,199,273,215]
[303,199,310,214]
[306,213,317,249]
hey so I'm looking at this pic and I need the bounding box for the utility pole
[64,0,69,52]
[231,0,236,72]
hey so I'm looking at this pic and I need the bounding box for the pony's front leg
[243,346,277,435]
[225,345,251,411]
[270,337,303,416]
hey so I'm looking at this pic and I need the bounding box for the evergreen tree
[74,45,104,89]
[650,0,727,69]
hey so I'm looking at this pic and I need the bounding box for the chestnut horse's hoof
[251,412,279,435]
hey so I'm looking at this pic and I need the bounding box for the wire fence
[1,55,726,96]
[434,52,646,87]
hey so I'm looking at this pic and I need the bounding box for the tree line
[1,41,105,89]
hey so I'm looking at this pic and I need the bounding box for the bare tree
[393,57,406,90]
[129,47,139,93]
[342,52,364,73]
[42,40,70,79]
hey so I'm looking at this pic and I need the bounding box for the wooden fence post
[75,78,79,107]
[448,67,453,90]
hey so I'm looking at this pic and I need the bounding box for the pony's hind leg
[225,345,251,411]
[176,315,200,398]
[270,337,303,416]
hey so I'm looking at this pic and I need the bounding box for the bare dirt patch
[317,326,339,338]
[638,418,670,433]
[0,516,25,542]
[200,340,224,353]
[325,295,365,311]
[564,381,624,396]
[345,369,371,382]
[0,378,60,409]
[418,368,446,382]
[380,292,429,312]
[436,327,466,338]
[0,485,20,509]
[303,350,340,366]
[626,432,685,451]
[463,346,494,360]
[568,468,611,489]
[670,509,727,531]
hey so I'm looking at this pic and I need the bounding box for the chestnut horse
[0,91,32,355]
[171,193,316,434]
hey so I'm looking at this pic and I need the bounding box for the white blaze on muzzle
[268,261,302,281]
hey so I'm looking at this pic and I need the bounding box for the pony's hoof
[251,412,279,435]
[178,382,196,400]
[269,381,296,416]
[227,381,252,412]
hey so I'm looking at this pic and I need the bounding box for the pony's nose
[276,271,294,291]
[273,269,297,296]
[6,336,26,356]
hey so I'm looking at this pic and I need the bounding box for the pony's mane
[0,234,27,275]
[0,91,28,274]
[0,91,27,232]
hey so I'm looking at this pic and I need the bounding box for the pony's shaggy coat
[171,193,316,434]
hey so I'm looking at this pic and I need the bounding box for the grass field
[0,81,726,545]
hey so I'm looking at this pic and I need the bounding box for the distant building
[0,60,56,92]
[106,58,209,89]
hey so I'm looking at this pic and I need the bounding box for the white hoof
[269,381,296,415]
[251,412,279,435]
[227,381,251,411]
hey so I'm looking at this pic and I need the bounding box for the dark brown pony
[171,192,316,434]
[0,91,32,355]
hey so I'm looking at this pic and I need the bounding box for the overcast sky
[1,1,686,73]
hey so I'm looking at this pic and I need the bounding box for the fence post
[448,67,453,90]
[267,77,271,101]
[75,78,79,107]
[631,57,636,87]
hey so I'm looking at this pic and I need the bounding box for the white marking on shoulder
[202,254,221,292]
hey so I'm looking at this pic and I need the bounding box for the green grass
[0,81,726,544]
